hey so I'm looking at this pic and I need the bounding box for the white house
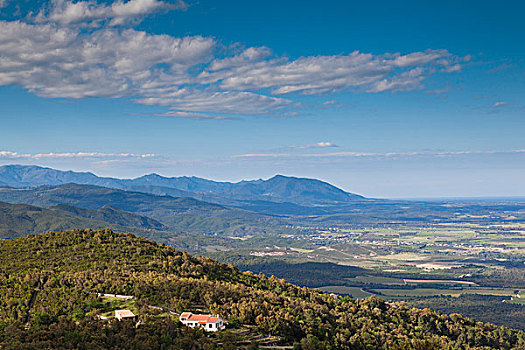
[179,312,225,331]
[115,309,137,321]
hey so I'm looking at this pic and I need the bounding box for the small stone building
[115,309,137,321]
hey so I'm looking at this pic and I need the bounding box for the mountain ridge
[0,183,288,236]
[0,201,167,238]
[0,182,259,218]
[0,165,365,207]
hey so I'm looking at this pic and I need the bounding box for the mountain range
[0,165,365,211]
[0,182,288,237]
[0,164,375,237]
[0,165,523,238]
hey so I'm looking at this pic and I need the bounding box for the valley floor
[199,222,525,330]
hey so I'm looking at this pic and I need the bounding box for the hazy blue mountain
[244,174,364,204]
[0,182,289,236]
[0,164,120,188]
[0,165,365,208]
[0,183,262,218]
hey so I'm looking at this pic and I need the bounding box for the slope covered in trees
[0,183,245,218]
[0,201,166,238]
[0,230,524,349]
[0,184,290,237]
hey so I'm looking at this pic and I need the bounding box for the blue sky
[0,0,523,197]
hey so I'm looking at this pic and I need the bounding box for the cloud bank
[36,0,187,26]
[232,149,525,160]
[290,142,339,149]
[0,0,468,118]
[0,151,156,160]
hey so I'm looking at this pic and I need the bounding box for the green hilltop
[0,229,524,349]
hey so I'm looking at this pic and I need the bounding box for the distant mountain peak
[0,164,366,209]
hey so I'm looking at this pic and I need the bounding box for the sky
[0,0,523,198]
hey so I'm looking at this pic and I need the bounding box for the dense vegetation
[219,255,525,330]
[0,201,167,239]
[0,184,244,218]
[409,295,525,332]
[1,230,524,349]
[0,185,286,236]
[233,259,367,288]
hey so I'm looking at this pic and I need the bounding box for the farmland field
[205,216,525,330]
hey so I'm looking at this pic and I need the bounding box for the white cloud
[0,151,156,160]
[314,142,337,148]
[136,89,294,115]
[472,101,515,114]
[290,141,339,149]
[150,111,240,120]
[201,49,459,95]
[390,51,448,68]
[208,47,272,71]
[443,64,461,73]
[368,67,425,93]
[232,149,525,159]
[0,21,214,98]
[0,1,468,117]
[425,87,451,95]
[36,0,186,26]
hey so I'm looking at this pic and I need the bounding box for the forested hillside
[0,184,286,236]
[0,230,524,349]
[0,201,169,239]
[0,184,241,218]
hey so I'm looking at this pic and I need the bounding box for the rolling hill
[0,201,166,238]
[0,183,259,219]
[0,229,523,349]
[0,183,289,237]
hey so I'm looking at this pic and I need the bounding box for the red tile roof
[186,314,219,323]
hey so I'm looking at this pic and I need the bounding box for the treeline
[2,317,215,350]
[0,229,524,349]
[409,295,525,331]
